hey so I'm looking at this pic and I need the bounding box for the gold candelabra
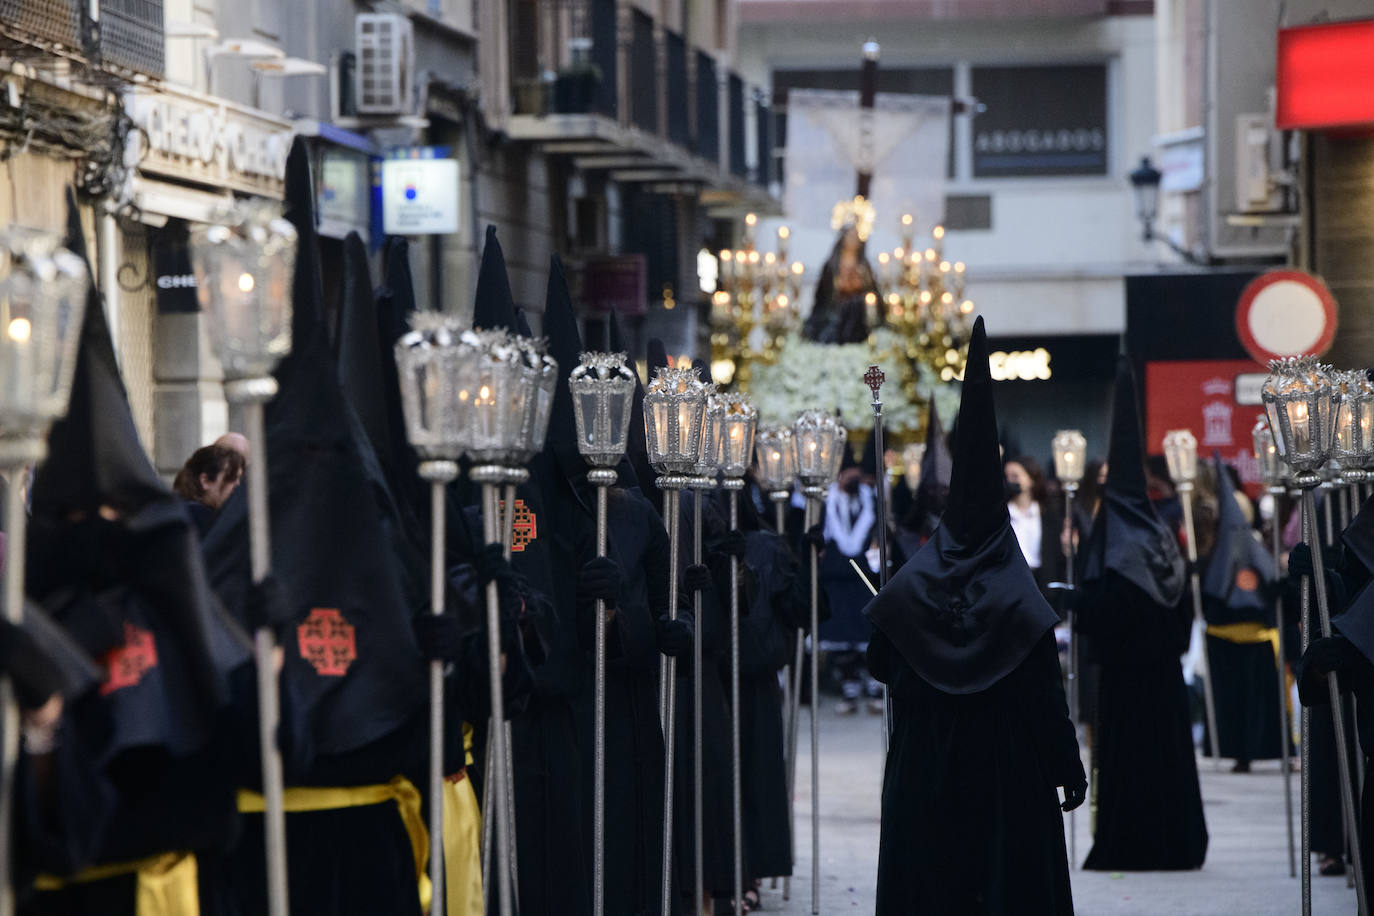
[873,216,976,387]
[710,213,805,388]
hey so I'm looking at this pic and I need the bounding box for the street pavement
[758,702,1356,914]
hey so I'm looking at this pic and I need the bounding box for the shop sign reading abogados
[1234,269,1338,365]
[124,86,293,197]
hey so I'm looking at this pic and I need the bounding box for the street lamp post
[793,409,846,916]
[1051,428,1086,865]
[643,366,711,916]
[1161,428,1222,770]
[1263,356,1367,916]
[718,394,758,916]
[1253,416,1297,879]
[0,230,87,916]
[190,204,297,916]
[569,352,636,916]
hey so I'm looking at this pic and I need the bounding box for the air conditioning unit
[355,13,413,116]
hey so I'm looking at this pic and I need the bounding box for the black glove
[1297,635,1357,706]
[245,575,295,632]
[802,525,825,552]
[413,614,464,663]
[684,564,712,594]
[576,557,621,609]
[0,619,64,709]
[656,614,693,658]
[720,530,748,559]
[476,543,516,587]
[1288,542,1316,581]
[1061,783,1087,812]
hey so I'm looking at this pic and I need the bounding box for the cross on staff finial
[865,365,885,397]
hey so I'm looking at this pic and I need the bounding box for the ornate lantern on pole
[1252,415,1297,878]
[190,202,297,916]
[460,328,549,916]
[1049,427,1086,863]
[717,393,757,913]
[394,314,476,915]
[642,365,710,916]
[792,408,846,915]
[686,390,723,916]
[1160,428,1221,769]
[569,351,636,916]
[754,425,796,531]
[0,230,87,916]
[1331,370,1374,525]
[1262,356,1366,916]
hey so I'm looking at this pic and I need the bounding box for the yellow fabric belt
[238,776,433,911]
[34,851,200,916]
[1207,622,1280,657]
[443,772,484,916]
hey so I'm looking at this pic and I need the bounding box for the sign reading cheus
[124,86,293,198]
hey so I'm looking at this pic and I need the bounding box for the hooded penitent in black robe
[896,399,952,558]
[200,139,430,916]
[1078,357,1207,872]
[737,507,800,880]
[1199,453,1282,763]
[21,191,252,916]
[863,317,1081,915]
[466,235,592,916]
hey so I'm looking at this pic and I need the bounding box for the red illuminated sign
[1277,19,1374,130]
[1145,359,1267,501]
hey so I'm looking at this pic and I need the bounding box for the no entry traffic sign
[1234,269,1338,365]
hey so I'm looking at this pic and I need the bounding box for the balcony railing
[1,0,165,79]
[629,8,656,134]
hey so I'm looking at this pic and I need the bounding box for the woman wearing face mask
[1005,456,1064,602]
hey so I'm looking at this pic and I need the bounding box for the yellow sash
[1207,621,1280,657]
[238,775,433,910]
[34,852,200,916]
[443,774,484,916]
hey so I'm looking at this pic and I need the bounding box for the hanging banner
[783,89,951,231]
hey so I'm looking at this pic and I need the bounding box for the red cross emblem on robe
[100,622,158,695]
[497,499,538,553]
[297,608,358,677]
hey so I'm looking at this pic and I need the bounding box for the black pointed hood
[473,225,518,332]
[1201,452,1275,618]
[201,169,425,762]
[337,233,389,476]
[1080,357,1186,607]
[28,190,247,764]
[543,254,592,493]
[648,338,669,374]
[943,318,1008,545]
[912,398,952,517]
[373,237,429,530]
[31,193,167,519]
[860,429,879,478]
[864,317,1058,694]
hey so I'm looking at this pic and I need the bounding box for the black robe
[1078,573,1208,871]
[868,630,1080,914]
[737,529,798,880]
[572,487,670,915]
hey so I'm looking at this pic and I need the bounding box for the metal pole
[590,468,616,916]
[473,472,513,916]
[725,480,745,916]
[1178,483,1222,769]
[1319,480,1357,890]
[1304,484,1368,915]
[691,484,705,916]
[1271,487,1297,879]
[422,465,461,916]
[240,395,290,916]
[660,480,684,916]
[499,481,520,909]
[783,494,804,904]
[1301,491,1314,916]
[1063,484,1078,868]
[865,366,891,754]
[772,494,787,897]
[805,484,823,916]
[0,447,39,916]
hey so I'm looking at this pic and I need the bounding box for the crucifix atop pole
[855,39,880,200]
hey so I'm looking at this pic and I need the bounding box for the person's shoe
[835,699,857,715]
[866,698,884,715]
[1231,759,1251,773]
[1319,856,1347,876]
